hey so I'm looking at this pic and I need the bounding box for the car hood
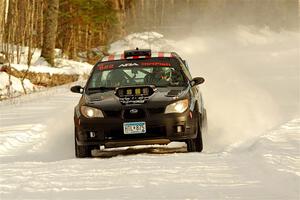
[84,87,189,110]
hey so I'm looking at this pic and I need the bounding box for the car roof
[101,52,177,62]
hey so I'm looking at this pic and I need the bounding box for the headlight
[165,99,189,114]
[80,106,104,118]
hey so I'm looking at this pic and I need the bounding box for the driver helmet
[107,69,126,87]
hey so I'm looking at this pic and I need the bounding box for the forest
[0,0,297,67]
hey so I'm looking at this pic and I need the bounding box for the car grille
[123,108,146,119]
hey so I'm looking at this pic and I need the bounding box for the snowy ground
[0,28,299,199]
[0,72,38,99]
[0,85,299,199]
[0,86,299,199]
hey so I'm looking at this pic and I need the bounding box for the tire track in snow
[0,85,78,162]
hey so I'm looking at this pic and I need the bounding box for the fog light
[90,131,96,138]
[177,126,183,133]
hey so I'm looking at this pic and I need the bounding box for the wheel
[186,139,197,152]
[194,122,203,152]
[186,113,203,152]
[74,128,96,158]
[75,140,93,158]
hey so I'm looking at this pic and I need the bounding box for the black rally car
[71,49,207,157]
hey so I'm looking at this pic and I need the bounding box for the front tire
[186,113,203,152]
[75,128,96,158]
[75,140,93,158]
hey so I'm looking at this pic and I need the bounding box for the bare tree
[41,0,59,66]
[0,0,5,49]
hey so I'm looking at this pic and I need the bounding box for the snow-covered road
[0,87,299,199]
[0,28,299,199]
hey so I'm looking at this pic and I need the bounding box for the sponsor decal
[98,64,114,70]
[140,62,171,67]
[98,61,171,71]
[118,63,139,67]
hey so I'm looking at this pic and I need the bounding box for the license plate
[123,122,146,134]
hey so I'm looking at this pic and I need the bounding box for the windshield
[87,58,187,90]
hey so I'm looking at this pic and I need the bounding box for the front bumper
[75,110,197,148]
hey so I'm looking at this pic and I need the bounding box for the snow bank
[0,72,38,99]
[109,32,174,53]
[54,58,93,75]
[0,53,93,99]
[11,58,92,76]
[0,57,92,99]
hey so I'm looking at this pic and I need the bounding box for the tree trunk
[4,0,15,63]
[41,0,59,66]
[0,0,5,48]
[109,0,125,40]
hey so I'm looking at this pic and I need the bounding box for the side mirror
[190,77,205,87]
[71,85,83,93]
